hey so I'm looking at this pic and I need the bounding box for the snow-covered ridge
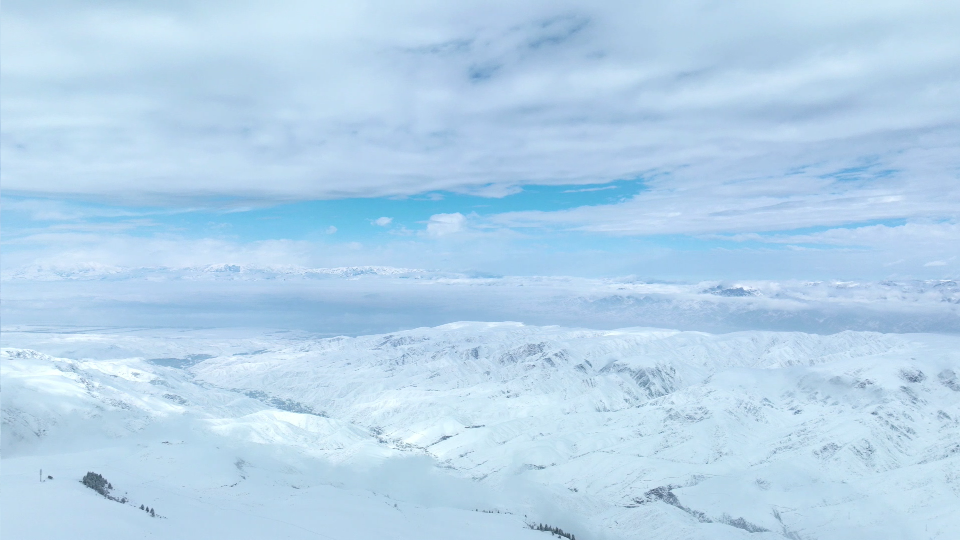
[3,324,959,539]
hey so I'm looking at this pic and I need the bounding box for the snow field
[3,323,959,539]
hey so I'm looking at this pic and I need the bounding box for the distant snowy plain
[3,320,959,540]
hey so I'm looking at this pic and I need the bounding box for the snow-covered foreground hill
[3,324,959,539]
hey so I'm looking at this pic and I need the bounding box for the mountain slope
[3,324,959,539]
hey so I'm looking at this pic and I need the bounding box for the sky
[2,0,960,282]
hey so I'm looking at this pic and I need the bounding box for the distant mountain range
[3,264,958,334]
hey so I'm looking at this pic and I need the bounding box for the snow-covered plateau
[2,323,959,539]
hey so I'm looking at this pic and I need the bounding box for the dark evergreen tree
[82,472,111,497]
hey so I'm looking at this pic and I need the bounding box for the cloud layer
[2,1,958,291]
[2,266,958,335]
[3,0,958,208]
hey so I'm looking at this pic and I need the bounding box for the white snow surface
[3,323,959,539]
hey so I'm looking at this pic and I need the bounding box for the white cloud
[1,0,957,221]
[326,225,338,234]
[2,198,146,221]
[924,260,947,267]
[708,222,960,247]
[2,216,956,283]
[0,233,314,270]
[3,268,958,335]
[426,213,466,236]
[1,1,957,282]
[491,173,960,236]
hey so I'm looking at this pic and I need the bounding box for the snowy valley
[3,323,958,539]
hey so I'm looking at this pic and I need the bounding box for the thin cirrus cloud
[490,171,960,236]
[710,222,960,247]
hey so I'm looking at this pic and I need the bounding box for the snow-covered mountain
[3,324,958,539]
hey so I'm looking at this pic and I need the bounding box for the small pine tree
[150,508,155,517]
[140,504,145,510]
